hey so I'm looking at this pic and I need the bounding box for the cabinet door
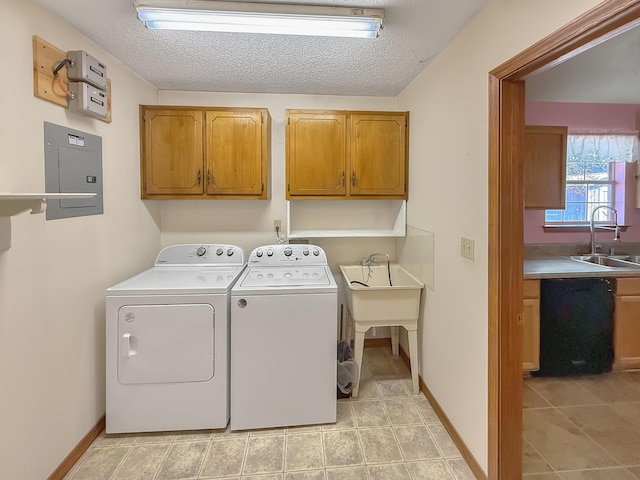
[524,125,567,209]
[286,112,347,198]
[205,110,265,197]
[142,109,204,196]
[614,294,640,369]
[522,297,540,373]
[350,114,407,198]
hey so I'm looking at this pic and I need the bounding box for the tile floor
[65,346,475,480]
[523,370,640,479]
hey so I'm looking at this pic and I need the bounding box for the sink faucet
[590,205,620,255]
[360,252,390,266]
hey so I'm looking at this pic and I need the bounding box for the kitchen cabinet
[524,125,567,210]
[522,279,540,373]
[140,106,271,199]
[614,277,640,370]
[286,109,408,200]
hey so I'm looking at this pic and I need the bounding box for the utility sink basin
[340,263,425,397]
[570,255,640,268]
[339,264,424,324]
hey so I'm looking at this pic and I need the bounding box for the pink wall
[524,102,640,244]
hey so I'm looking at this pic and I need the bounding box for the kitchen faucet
[590,205,620,255]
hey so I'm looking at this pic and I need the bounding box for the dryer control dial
[196,246,207,257]
[284,247,292,257]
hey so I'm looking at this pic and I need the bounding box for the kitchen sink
[570,255,640,268]
[620,254,640,264]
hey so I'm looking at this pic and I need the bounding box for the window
[545,133,636,224]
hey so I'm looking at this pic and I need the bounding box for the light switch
[461,236,475,260]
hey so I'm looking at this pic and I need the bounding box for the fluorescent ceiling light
[134,1,384,38]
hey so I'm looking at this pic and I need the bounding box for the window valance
[568,131,639,163]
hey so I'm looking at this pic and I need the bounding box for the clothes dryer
[105,244,245,433]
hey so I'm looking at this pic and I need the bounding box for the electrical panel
[66,50,107,91]
[44,122,103,220]
[68,82,108,120]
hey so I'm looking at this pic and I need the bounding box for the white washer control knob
[284,247,292,257]
[267,249,274,257]
[303,249,309,256]
[256,250,263,257]
[216,248,224,256]
[196,247,207,256]
[313,248,320,256]
[284,272,293,279]
[227,248,234,256]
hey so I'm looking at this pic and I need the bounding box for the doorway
[488,2,640,479]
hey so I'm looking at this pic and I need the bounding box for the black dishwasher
[535,277,615,376]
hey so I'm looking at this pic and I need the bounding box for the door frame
[488,1,640,478]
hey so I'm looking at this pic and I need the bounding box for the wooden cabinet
[286,112,347,197]
[614,277,640,370]
[140,106,271,199]
[141,108,204,196]
[522,279,540,373]
[524,125,567,209]
[286,110,408,200]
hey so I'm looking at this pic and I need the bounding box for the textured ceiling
[34,0,489,96]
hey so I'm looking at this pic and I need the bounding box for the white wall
[157,91,402,270]
[396,0,601,473]
[0,3,160,479]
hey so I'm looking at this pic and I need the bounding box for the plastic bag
[337,341,359,397]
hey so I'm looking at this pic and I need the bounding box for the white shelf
[288,229,405,238]
[287,200,406,239]
[0,193,96,217]
[0,193,97,251]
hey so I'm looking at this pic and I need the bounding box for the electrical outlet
[461,236,475,260]
[273,219,281,232]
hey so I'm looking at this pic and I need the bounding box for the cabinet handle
[351,171,356,187]
[207,169,211,185]
[197,169,201,184]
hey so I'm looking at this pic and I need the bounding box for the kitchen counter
[524,256,640,279]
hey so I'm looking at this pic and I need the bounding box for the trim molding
[398,344,486,480]
[48,416,105,480]
[419,376,487,480]
[363,337,393,348]
[488,2,640,478]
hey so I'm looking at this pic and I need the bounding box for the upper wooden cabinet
[524,125,568,210]
[140,105,271,199]
[286,110,408,200]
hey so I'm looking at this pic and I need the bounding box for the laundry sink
[339,264,424,324]
[570,255,640,268]
[340,263,425,397]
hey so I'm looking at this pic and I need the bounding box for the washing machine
[230,244,338,431]
[105,244,246,434]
